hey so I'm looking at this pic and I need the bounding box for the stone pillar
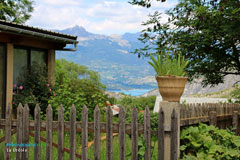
[48,49,55,86]
[6,43,13,110]
[160,101,180,160]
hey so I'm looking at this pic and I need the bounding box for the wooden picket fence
[180,103,240,134]
[0,104,178,160]
[0,103,240,160]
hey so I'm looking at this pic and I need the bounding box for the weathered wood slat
[58,105,64,160]
[131,107,138,160]
[23,104,29,160]
[144,107,151,160]
[34,104,41,160]
[70,105,76,160]
[94,106,100,160]
[119,107,126,160]
[232,111,239,135]
[46,105,53,160]
[171,109,178,160]
[82,105,88,160]
[5,104,11,160]
[106,106,113,160]
[158,107,164,160]
[16,104,23,160]
[209,111,217,126]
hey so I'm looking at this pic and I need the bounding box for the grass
[0,129,159,160]
[0,130,81,160]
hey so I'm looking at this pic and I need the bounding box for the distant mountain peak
[70,25,86,31]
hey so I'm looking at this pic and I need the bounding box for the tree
[131,0,240,86]
[49,59,108,121]
[129,0,166,8]
[0,0,34,24]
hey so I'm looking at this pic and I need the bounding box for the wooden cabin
[0,20,78,118]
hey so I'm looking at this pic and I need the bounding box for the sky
[26,0,178,35]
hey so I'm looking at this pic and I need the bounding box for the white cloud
[27,0,176,35]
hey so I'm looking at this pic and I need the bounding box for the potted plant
[148,53,189,102]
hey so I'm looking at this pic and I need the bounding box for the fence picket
[34,104,41,160]
[82,105,88,160]
[106,106,113,160]
[46,105,53,160]
[209,111,217,126]
[70,105,76,160]
[16,104,23,160]
[23,104,29,160]
[58,105,64,160]
[171,109,178,160]
[5,104,12,160]
[119,107,126,160]
[144,107,151,160]
[158,107,164,160]
[232,111,238,135]
[131,107,138,160]
[94,105,100,160]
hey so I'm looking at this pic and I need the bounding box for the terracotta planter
[156,76,187,102]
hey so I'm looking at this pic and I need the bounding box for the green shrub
[49,59,109,121]
[180,123,240,160]
[117,95,156,111]
[12,63,53,117]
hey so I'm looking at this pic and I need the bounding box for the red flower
[12,102,15,105]
[13,84,17,88]
[46,84,50,87]
[49,88,52,92]
[19,86,23,90]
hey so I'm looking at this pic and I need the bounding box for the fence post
[131,107,138,160]
[159,102,180,160]
[46,105,53,160]
[106,106,113,160]
[34,104,41,160]
[144,106,151,160]
[58,105,64,160]
[16,103,23,160]
[209,111,217,126]
[171,109,178,160]
[23,104,29,160]
[232,111,239,135]
[5,104,12,160]
[119,107,126,160]
[94,105,100,160]
[70,105,76,160]
[158,107,164,160]
[81,105,88,160]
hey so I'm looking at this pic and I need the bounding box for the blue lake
[110,89,153,96]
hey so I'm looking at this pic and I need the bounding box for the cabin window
[0,44,6,118]
[13,47,47,85]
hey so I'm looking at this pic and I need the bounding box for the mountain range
[56,25,156,90]
[55,26,240,95]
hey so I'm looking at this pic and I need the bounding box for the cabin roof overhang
[0,20,78,51]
